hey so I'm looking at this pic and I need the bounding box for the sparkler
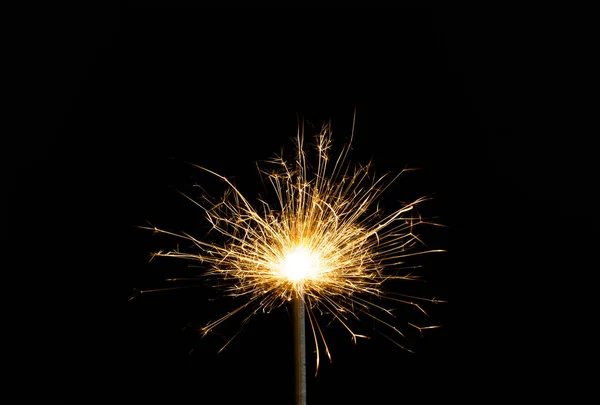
[136,112,445,404]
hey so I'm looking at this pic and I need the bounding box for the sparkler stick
[293,293,307,405]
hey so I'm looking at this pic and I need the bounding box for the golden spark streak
[138,113,445,374]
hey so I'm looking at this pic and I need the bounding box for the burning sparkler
[136,111,445,404]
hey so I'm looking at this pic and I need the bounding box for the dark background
[6,5,596,405]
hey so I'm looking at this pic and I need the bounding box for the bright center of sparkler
[280,246,319,282]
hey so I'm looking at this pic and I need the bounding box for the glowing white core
[281,246,318,282]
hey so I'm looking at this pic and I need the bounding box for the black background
[5,5,596,405]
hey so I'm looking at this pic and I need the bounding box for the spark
[137,112,445,374]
